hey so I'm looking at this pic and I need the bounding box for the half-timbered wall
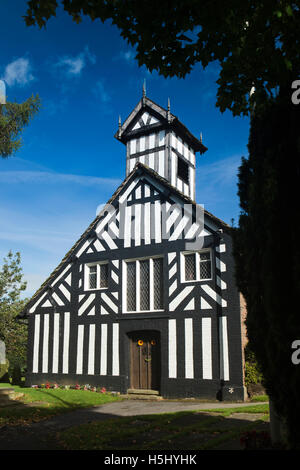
[25,170,245,400]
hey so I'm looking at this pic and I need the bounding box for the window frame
[122,255,164,313]
[84,261,109,291]
[181,249,213,283]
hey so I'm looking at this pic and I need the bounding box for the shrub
[244,345,263,386]
[11,363,22,386]
[0,359,10,383]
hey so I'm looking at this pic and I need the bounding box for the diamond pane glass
[185,254,196,281]
[127,262,136,311]
[200,260,211,279]
[89,266,97,289]
[200,252,210,261]
[100,263,108,288]
[140,260,150,310]
[153,258,163,310]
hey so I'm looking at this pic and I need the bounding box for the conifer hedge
[233,88,300,448]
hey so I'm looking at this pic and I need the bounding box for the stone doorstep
[124,389,163,400]
[127,389,159,395]
[122,395,164,401]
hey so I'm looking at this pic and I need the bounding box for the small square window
[183,251,212,282]
[177,157,189,184]
[86,262,108,290]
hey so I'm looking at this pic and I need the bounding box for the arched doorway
[128,330,161,391]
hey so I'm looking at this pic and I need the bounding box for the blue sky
[0,0,250,298]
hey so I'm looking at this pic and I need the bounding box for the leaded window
[140,260,150,310]
[86,262,109,290]
[125,257,164,312]
[89,265,97,289]
[199,252,211,280]
[185,253,196,281]
[153,257,163,310]
[183,250,212,281]
[126,262,136,311]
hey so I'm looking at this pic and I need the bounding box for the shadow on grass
[56,409,270,451]
[0,397,270,451]
[0,409,122,451]
[0,388,120,435]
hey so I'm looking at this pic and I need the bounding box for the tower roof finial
[200,132,203,143]
[167,97,171,123]
[142,79,146,106]
[118,115,122,137]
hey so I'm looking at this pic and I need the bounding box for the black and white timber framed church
[19,91,247,401]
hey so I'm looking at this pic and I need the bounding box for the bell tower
[115,90,207,201]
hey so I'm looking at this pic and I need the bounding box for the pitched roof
[17,162,229,319]
[115,95,208,154]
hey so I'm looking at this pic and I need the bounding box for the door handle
[144,357,152,362]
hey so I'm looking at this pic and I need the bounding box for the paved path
[0,399,267,451]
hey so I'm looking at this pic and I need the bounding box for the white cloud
[0,170,120,187]
[197,155,241,188]
[121,50,136,62]
[93,79,111,103]
[2,57,34,87]
[114,50,136,64]
[196,154,242,223]
[0,79,6,103]
[54,46,96,77]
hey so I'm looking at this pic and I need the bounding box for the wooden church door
[129,331,160,391]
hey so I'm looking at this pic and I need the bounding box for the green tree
[0,252,28,371]
[0,94,41,157]
[24,0,300,115]
[233,91,300,448]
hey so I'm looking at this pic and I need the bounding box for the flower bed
[31,382,108,394]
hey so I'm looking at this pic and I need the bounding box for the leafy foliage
[11,363,22,386]
[244,345,263,386]
[233,90,300,448]
[0,252,28,369]
[0,94,40,157]
[0,360,9,382]
[24,0,300,115]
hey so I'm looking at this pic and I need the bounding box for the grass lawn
[0,382,122,427]
[250,394,269,402]
[57,404,270,451]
